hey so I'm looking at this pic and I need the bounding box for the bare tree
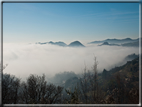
[65,85,80,104]
[44,84,63,104]
[92,56,99,103]
[19,74,63,104]
[79,56,103,104]
[19,74,47,104]
[2,73,20,104]
[80,64,89,103]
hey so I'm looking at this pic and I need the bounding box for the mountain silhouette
[48,41,67,47]
[68,41,85,47]
[124,53,139,61]
[121,41,139,47]
[98,42,120,46]
[36,41,67,47]
[88,38,139,44]
[36,42,48,44]
[36,41,85,47]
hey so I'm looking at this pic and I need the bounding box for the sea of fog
[3,43,139,81]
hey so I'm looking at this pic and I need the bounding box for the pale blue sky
[3,3,139,43]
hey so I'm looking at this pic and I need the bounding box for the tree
[19,74,63,104]
[92,56,99,103]
[65,85,81,104]
[2,73,20,104]
[79,65,89,103]
[44,84,63,104]
[79,56,104,104]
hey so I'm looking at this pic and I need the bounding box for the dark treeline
[2,57,139,104]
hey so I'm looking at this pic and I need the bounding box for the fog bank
[3,43,139,80]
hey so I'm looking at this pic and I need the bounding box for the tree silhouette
[19,74,63,104]
[2,73,20,104]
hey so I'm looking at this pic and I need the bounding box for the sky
[3,2,139,44]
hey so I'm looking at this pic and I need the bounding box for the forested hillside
[2,56,140,104]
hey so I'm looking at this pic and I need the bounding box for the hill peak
[68,41,85,47]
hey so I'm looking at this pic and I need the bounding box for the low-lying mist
[3,43,139,81]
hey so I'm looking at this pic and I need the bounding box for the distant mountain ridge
[98,42,120,46]
[48,41,67,47]
[124,53,139,61]
[121,41,139,47]
[36,37,140,47]
[98,40,139,47]
[88,38,139,44]
[36,41,85,47]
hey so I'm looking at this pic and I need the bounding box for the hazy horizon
[3,36,140,45]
